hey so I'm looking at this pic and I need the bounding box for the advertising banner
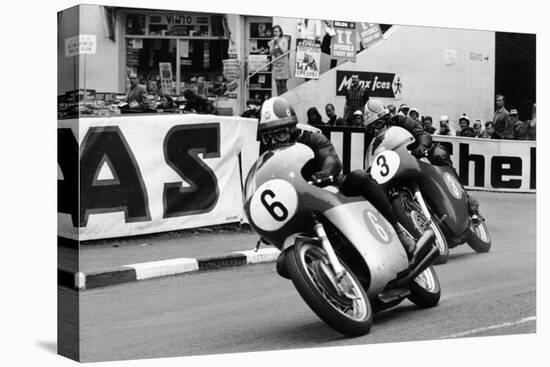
[358,23,383,48]
[331,21,357,61]
[320,125,535,193]
[336,70,402,98]
[295,38,321,79]
[58,115,259,240]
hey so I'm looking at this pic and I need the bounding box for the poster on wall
[336,70,402,98]
[159,62,173,95]
[248,54,268,73]
[295,38,321,79]
[331,21,356,61]
[358,23,383,48]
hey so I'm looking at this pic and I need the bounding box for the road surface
[60,192,536,362]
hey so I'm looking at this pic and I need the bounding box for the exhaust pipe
[410,229,435,265]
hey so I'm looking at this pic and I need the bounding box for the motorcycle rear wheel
[393,190,449,264]
[407,266,441,308]
[465,219,491,253]
[286,242,373,337]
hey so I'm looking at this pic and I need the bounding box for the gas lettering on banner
[57,115,259,240]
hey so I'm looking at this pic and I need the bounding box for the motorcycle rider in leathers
[363,99,481,220]
[257,97,417,255]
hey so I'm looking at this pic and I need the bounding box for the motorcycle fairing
[374,145,469,237]
[244,143,363,247]
[415,163,470,235]
[323,201,409,296]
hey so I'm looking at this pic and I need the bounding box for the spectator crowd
[300,90,536,141]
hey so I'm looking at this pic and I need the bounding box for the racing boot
[467,193,481,224]
[396,223,416,257]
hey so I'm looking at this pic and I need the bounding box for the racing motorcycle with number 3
[365,126,492,264]
[243,142,441,337]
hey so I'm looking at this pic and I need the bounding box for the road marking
[440,316,536,339]
[124,258,199,280]
[235,248,281,264]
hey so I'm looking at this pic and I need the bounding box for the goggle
[260,128,291,146]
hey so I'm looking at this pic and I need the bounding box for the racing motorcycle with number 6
[243,142,441,337]
[365,126,492,264]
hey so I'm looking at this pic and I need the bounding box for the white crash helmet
[364,99,390,127]
[258,97,298,134]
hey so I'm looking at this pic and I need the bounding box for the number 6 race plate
[371,150,400,184]
[249,179,298,232]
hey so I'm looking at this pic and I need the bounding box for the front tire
[465,219,491,253]
[393,190,449,264]
[408,266,441,308]
[286,242,373,337]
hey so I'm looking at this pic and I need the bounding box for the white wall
[58,5,121,95]
[283,25,495,130]
[79,5,121,93]
[57,6,79,94]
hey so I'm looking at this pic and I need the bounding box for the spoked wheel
[393,190,449,264]
[285,242,373,337]
[408,266,441,308]
[465,217,491,253]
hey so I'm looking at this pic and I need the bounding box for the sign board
[331,21,356,61]
[248,55,268,73]
[336,70,402,98]
[65,34,97,57]
[358,23,383,48]
[159,62,173,95]
[295,38,321,79]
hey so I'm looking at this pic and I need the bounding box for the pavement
[58,191,534,290]
[58,227,277,289]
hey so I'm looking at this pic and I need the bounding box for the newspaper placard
[331,21,356,61]
[295,38,321,79]
[159,62,173,95]
[358,23,383,48]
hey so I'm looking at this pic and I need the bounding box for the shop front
[122,10,230,99]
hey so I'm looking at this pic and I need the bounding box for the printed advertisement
[336,70,402,98]
[358,23,383,48]
[331,21,356,61]
[57,115,259,240]
[295,38,321,79]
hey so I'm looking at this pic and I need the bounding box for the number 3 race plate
[249,179,298,232]
[372,150,400,184]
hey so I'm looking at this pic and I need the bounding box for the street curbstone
[59,247,281,290]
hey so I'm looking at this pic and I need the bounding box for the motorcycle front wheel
[285,242,373,337]
[393,190,450,264]
[465,219,492,253]
[407,266,441,308]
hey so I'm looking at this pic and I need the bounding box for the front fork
[411,183,447,226]
[312,216,346,281]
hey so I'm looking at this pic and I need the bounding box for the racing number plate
[249,179,298,231]
[371,150,400,184]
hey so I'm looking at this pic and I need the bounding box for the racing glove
[311,171,333,186]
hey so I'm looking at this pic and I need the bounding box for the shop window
[127,38,178,95]
[179,39,229,97]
